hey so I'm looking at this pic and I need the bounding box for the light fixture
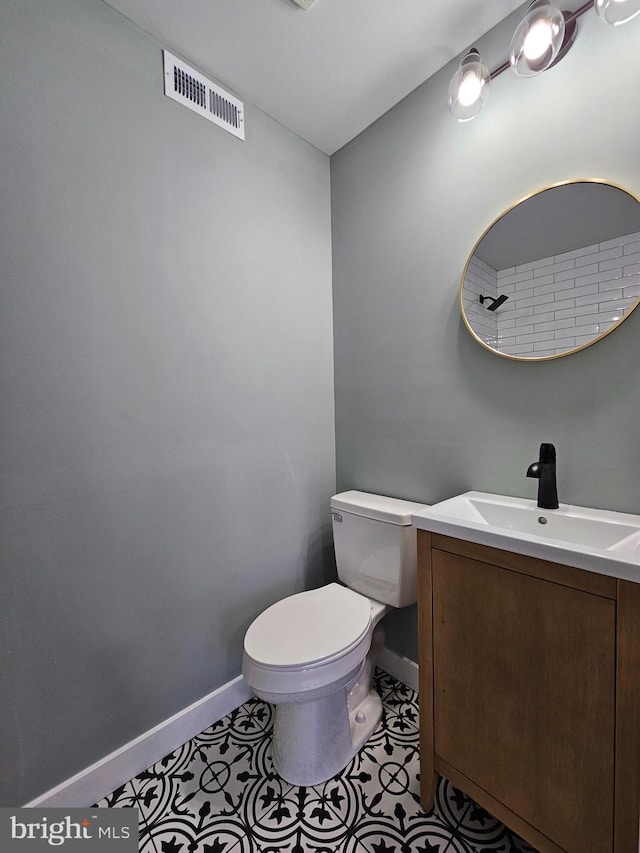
[595,0,640,25]
[448,0,638,121]
[510,0,568,76]
[447,49,491,122]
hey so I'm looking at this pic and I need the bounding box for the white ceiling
[101,0,528,154]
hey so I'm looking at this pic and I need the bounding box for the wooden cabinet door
[432,549,616,853]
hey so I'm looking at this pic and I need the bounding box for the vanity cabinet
[417,531,640,853]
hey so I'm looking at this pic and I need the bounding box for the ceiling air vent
[163,50,245,141]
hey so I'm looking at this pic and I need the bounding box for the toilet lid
[244,583,371,668]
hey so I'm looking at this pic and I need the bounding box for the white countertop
[412,491,640,584]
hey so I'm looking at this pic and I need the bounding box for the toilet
[242,490,426,786]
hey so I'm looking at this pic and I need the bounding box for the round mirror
[460,180,640,360]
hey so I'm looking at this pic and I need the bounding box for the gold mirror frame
[460,179,640,361]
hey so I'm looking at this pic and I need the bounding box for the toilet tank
[330,491,427,608]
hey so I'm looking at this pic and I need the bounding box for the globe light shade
[448,50,491,122]
[594,0,640,25]
[510,0,566,77]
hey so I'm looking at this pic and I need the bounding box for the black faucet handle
[539,443,556,463]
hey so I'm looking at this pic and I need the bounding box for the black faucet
[526,443,559,510]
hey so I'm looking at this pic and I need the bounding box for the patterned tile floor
[96,670,537,853]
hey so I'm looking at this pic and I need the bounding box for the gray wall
[0,0,335,805]
[331,7,640,659]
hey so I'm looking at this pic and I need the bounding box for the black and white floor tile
[95,670,538,853]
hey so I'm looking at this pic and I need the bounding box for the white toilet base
[271,682,383,786]
[269,625,387,786]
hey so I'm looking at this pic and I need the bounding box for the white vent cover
[163,50,245,141]
[290,0,317,8]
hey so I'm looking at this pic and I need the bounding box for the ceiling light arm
[448,0,639,121]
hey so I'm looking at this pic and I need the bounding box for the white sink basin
[412,491,640,582]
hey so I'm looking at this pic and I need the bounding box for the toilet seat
[244,583,371,668]
[242,583,373,696]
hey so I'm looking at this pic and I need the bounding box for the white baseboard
[25,646,418,809]
[378,646,419,693]
[25,675,252,808]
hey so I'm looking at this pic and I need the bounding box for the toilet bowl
[242,490,426,786]
[243,582,390,785]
